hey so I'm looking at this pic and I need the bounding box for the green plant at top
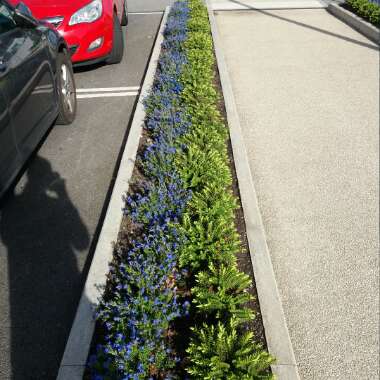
[193,263,254,323]
[186,317,275,380]
[347,0,380,26]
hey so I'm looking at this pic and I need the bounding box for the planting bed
[86,0,274,379]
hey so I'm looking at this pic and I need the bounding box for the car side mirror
[14,2,38,28]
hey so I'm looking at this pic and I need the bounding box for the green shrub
[347,0,380,27]
[176,142,230,190]
[175,0,275,378]
[178,185,240,270]
[193,263,254,323]
[187,317,275,380]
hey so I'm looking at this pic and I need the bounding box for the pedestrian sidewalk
[211,0,327,10]
[213,5,379,379]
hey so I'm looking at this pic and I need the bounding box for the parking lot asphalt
[128,0,174,12]
[0,4,168,379]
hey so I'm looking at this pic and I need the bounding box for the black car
[0,0,76,197]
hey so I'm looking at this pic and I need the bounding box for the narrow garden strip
[88,1,274,379]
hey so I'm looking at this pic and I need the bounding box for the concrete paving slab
[215,8,379,380]
[211,0,327,10]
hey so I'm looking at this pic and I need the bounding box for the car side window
[0,2,16,35]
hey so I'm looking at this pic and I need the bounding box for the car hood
[9,0,92,19]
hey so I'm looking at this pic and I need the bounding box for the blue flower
[88,1,192,377]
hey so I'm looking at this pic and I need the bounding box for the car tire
[107,12,124,64]
[56,51,77,125]
[121,0,128,26]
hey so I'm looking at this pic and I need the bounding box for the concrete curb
[327,2,380,43]
[205,1,301,379]
[56,7,170,380]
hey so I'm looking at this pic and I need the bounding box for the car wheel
[56,51,77,125]
[107,12,124,64]
[121,0,128,26]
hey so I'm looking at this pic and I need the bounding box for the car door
[0,86,19,196]
[0,1,56,159]
[0,2,21,195]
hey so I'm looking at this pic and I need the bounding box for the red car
[9,0,128,65]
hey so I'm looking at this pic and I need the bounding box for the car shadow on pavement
[73,61,107,74]
[0,156,90,379]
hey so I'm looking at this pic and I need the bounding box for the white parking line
[77,86,140,93]
[76,86,140,99]
[77,92,139,99]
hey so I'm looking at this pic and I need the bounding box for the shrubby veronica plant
[176,1,274,378]
[89,1,274,379]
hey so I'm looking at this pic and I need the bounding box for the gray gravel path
[215,8,379,379]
